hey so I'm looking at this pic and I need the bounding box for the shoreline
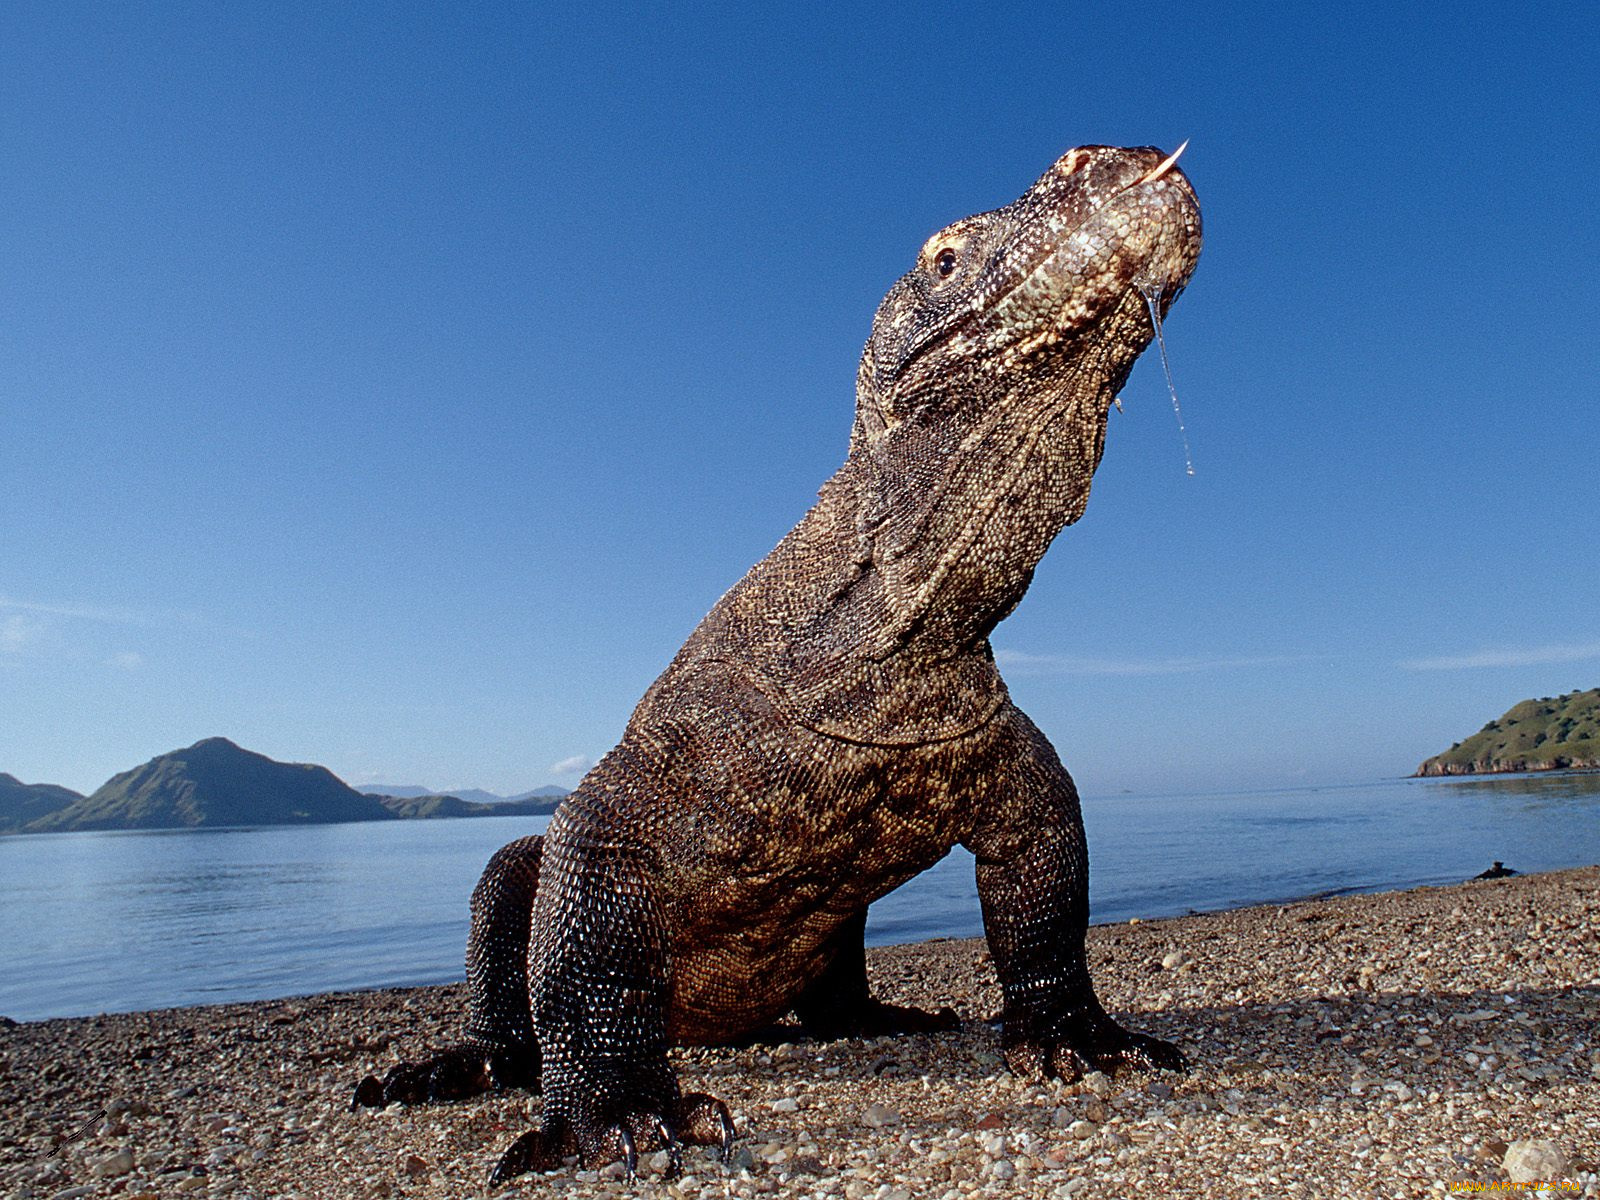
[1,861,1571,1029]
[4,867,1598,1197]
[1414,765,1600,780]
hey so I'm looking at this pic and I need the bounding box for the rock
[1502,1141,1568,1183]
[89,1148,134,1178]
[861,1103,900,1128]
[400,1154,429,1177]
[726,1145,756,1171]
[1160,950,1193,971]
[988,1160,1016,1181]
[1067,1120,1098,1140]
[977,1131,1007,1158]
[770,1097,799,1113]
[1080,1070,1111,1096]
[1050,1106,1074,1128]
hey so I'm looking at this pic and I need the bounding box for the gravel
[3,866,1598,1198]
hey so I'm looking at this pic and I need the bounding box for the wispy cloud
[0,594,203,627]
[1,613,46,653]
[1400,641,1600,671]
[0,594,232,662]
[549,754,596,776]
[0,595,143,624]
[993,649,1311,677]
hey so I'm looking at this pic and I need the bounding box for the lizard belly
[659,747,980,1042]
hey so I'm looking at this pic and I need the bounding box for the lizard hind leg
[352,835,544,1109]
[793,908,959,1041]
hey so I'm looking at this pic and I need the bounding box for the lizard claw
[350,1074,384,1110]
[488,1127,563,1186]
[654,1117,684,1179]
[597,1125,638,1181]
[675,1091,737,1160]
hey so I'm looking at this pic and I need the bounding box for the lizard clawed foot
[352,1043,534,1110]
[800,997,962,1041]
[1005,1018,1186,1083]
[858,1000,961,1036]
[488,1093,735,1186]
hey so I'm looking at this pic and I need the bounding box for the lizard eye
[934,248,959,278]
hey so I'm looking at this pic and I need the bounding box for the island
[1415,687,1600,776]
[2,738,565,834]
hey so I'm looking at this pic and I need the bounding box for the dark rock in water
[1474,861,1518,880]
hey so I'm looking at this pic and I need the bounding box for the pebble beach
[4,866,1597,1200]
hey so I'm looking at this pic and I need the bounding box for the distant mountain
[366,783,569,805]
[1417,688,1600,776]
[446,788,520,807]
[26,738,395,833]
[0,774,83,833]
[373,793,564,819]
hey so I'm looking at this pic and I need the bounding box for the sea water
[2,772,1596,1021]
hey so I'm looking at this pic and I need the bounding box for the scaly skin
[354,143,1202,1182]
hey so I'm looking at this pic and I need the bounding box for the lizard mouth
[991,144,1202,354]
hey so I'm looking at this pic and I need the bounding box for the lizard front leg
[966,709,1186,1081]
[489,812,732,1183]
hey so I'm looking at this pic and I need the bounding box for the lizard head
[851,144,1202,648]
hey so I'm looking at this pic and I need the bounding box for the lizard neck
[678,456,1022,746]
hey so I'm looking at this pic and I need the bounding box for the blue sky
[2,2,1596,797]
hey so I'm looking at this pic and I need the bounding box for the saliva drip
[1142,287,1195,477]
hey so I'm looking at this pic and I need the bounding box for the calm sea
[3,773,1597,1022]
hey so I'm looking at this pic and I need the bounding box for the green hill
[26,738,396,832]
[0,773,83,833]
[1416,688,1600,776]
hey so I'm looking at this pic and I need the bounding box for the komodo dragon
[354,142,1202,1183]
